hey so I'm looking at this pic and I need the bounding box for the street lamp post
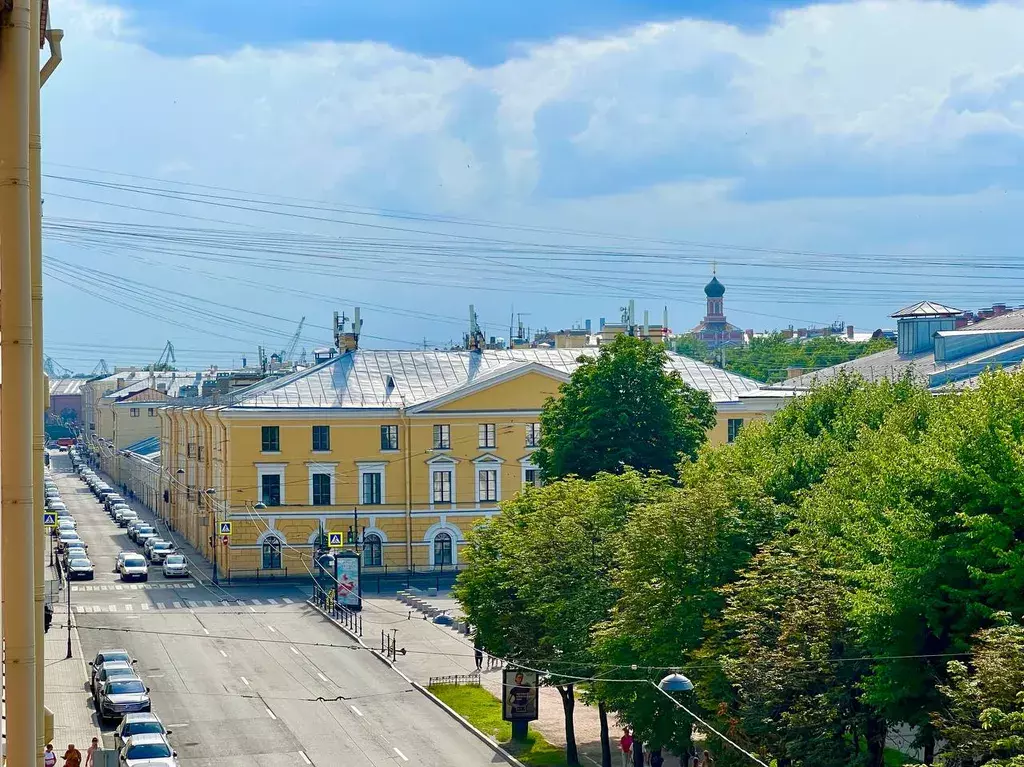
[65,569,73,659]
[655,673,768,767]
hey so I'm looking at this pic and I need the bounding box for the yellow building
[158,347,784,577]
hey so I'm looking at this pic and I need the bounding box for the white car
[118,733,178,766]
[119,554,148,582]
[161,555,189,578]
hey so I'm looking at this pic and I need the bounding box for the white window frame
[305,462,337,506]
[432,424,451,450]
[256,463,287,507]
[424,520,463,567]
[520,458,541,489]
[426,456,457,508]
[129,407,140,418]
[474,455,503,504]
[478,423,496,449]
[362,532,384,567]
[477,467,498,502]
[727,418,744,444]
[357,461,387,506]
[380,424,399,452]
[525,422,541,448]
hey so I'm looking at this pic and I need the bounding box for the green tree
[535,335,716,480]
[721,333,895,384]
[674,335,712,363]
[934,614,1024,767]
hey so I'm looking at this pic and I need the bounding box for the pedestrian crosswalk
[71,582,197,592]
[73,596,297,613]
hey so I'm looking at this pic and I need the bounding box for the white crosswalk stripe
[282,597,294,604]
[141,603,150,610]
[66,597,296,613]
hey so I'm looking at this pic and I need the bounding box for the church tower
[704,272,726,322]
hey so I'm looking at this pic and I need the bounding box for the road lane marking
[124,604,133,611]
[282,597,294,604]
[393,747,409,761]
[350,705,363,717]
[266,598,278,604]
[141,603,149,610]
[74,605,85,613]
[172,601,182,609]
[107,605,117,612]
[155,602,166,610]
[265,707,277,720]
[202,600,213,607]
[240,676,250,686]
[290,646,299,655]
[299,751,312,765]
[202,627,210,635]
[317,672,329,682]
[250,599,261,605]
[90,605,101,613]
[267,625,276,633]
[219,650,228,658]
[248,607,257,613]
[114,585,123,590]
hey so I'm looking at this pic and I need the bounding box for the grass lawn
[429,683,568,767]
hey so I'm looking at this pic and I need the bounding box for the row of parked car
[45,469,96,580]
[77,464,189,580]
[89,648,180,765]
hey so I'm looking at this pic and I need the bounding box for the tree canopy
[534,334,716,480]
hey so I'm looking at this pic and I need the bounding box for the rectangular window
[312,473,331,506]
[147,408,156,417]
[525,423,541,447]
[478,468,498,502]
[312,425,330,452]
[433,424,451,449]
[361,472,382,505]
[524,469,541,488]
[129,408,140,418]
[727,418,744,444]
[186,443,194,458]
[432,470,452,503]
[186,486,194,501]
[261,426,280,452]
[261,474,282,507]
[380,425,399,451]
[478,423,496,449]
[197,445,204,461]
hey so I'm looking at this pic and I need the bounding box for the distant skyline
[41,0,1024,371]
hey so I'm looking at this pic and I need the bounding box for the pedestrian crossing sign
[42,512,56,528]
[328,532,344,549]
[219,521,232,536]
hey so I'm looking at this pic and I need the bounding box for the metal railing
[224,567,291,582]
[428,672,481,687]
[312,587,363,636]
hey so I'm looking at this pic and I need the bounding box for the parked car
[118,734,177,766]
[147,541,176,564]
[94,678,151,722]
[126,520,146,539]
[114,551,132,572]
[63,545,88,565]
[55,508,74,521]
[135,527,157,547]
[161,555,189,578]
[56,531,86,552]
[110,503,130,519]
[53,519,77,537]
[104,494,125,512]
[66,557,95,581]
[117,510,139,528]
[119,554,148,582]
[113,713,171,752]
[88,649,134,686]
[91,660,137,696]
[97,488,116,503]
[47,500,68,513]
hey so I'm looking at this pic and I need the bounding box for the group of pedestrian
[43,738,99,767]
[619,729,713,767]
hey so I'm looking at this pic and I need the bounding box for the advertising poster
[502,668,539,722]
[333,552,362,609]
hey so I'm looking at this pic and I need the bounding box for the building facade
[155,347,785,578]
[688,274,745,348]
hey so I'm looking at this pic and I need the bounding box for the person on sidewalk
[84,738,99,767]
[43,744,56,767]
[62,744,81,767]
[619,729,633,767]
[473,635,483,671]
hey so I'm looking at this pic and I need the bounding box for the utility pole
[1,0,40,762]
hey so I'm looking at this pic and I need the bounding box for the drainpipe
[401,407,413,569]
[1,1,41,764]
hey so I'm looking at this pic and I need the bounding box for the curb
[305,599,526,767]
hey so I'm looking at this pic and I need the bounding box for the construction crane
[280,317,305,364]
[43,355,74,378]
[150,340,176,371]
[90,359,111,377]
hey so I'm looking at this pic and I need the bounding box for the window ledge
[261,450,282,455]
[311,450,332,455]
[379,449,400,454]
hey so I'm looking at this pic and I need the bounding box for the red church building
[688,273,744,348]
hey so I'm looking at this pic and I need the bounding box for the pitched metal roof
[961,308,1024,331]
[124,436,160,457]
[102,371,212,400]
[49,378,87,396]
[225,348,762,410]
[891,301,963,318]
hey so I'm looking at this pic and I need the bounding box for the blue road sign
[42,512,56,527]
[219,521,232,536]
[328,532,344,549]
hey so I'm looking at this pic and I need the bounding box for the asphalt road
[51,455,505,766]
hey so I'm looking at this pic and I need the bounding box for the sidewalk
[357,593,670,767]
[44,566,101,751]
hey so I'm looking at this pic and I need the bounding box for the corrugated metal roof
[891,301,963,318]
[49,378,87,396]
[226,348,762,410]
[962,308,1024,331]
[102,371,215,400]
[124,436,161,456]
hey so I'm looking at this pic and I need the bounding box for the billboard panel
[334,552,361,609]
[502,668,539,722]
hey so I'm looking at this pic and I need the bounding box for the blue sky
[38,0,1024,372]
[108,0,824,64]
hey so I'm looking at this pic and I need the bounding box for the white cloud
[39,0,1024,362]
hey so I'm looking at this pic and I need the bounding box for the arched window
[262,536,282,570]
[363,533,383,567]
[433,531,453,566]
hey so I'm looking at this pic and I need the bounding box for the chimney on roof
[847,324,855,339]
[642,309,649,338]
[335,308,362,353]
[787,367,805,379]
[663,306,670,345]
[467,304,485,351]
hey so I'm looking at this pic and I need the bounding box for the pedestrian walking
[619,729,633,767]
[62,743,82,767]
[43,744,56,767]
[84,738,99,767]
[650,749,664,767]
[699,750,714,767]
[474,635,483,671]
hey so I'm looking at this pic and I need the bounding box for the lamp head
[658,672,694,692]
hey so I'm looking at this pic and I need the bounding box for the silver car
[91,660,137,696]
[148,541,176,564]
[161,554,189,578]
[119,554,149,582]
[118,733,178,766]
[94,677,151,722]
